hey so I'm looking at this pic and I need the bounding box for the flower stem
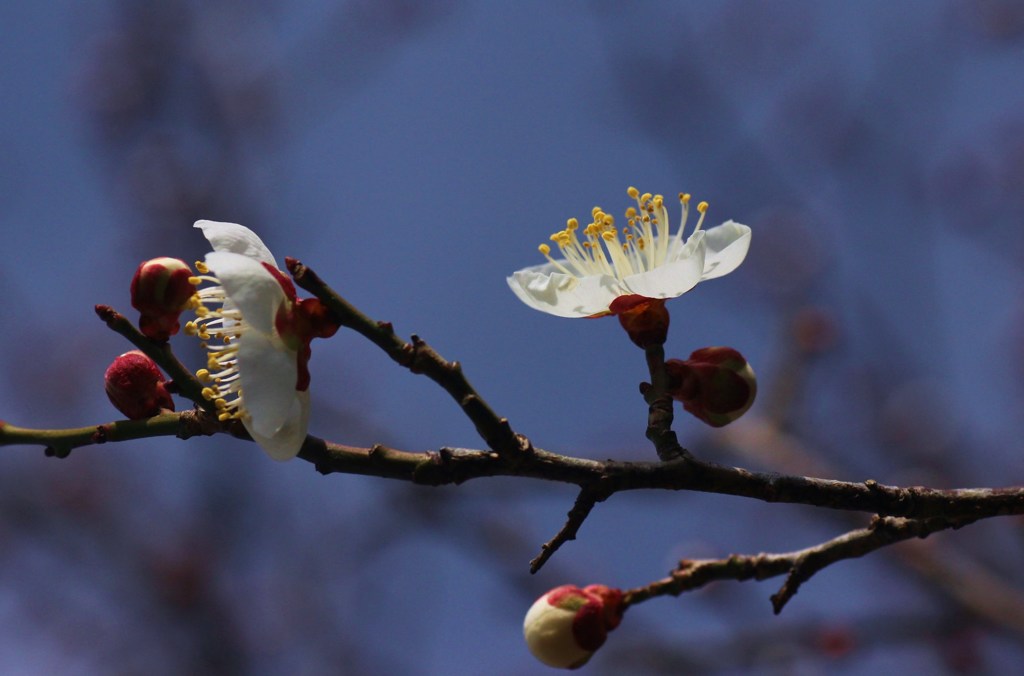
[643,345,688,461]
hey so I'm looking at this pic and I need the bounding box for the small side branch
[94,305,215,414]
[285,258,528,461]
[642,345,687,461]
[530,482,614,574]
[623,515,977,614]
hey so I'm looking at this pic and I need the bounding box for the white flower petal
[700,220,751,281]
[623,236,707,299]
[508,264,623,317]
[195,220,279,267]
[246,390,309,461]
[238,330,302,443]
[205,251,286,335]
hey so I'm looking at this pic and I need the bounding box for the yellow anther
[627,186,639,199]
[201,387,217,400]
[602,214,615,226]
[195,306,209,317]
[538,243,551,255]
[680,193,691,204]
[591,206,602,218]
[601,231,616,242]
[188,276,202,286]
[697,201,709,213]
[625,207,637,219]
[194,261,209,274]
[566,217,579,230]
[218,412,232,422]
[196,369,211,381]
[640,192,652,203]
[215,398,228,408]
[184,321,197,336]
[653,195,664,209]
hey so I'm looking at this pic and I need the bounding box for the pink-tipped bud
[523,584,624,669]
[130,257,196,341]
[666,346,757,427]
[104,351,174,419]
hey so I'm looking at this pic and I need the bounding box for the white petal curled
[245,390,309,461]
[700,220,751,281]
[508,265,624,318]
[195,220,279,268]
[204,251,286,336]
[238,330,307,460]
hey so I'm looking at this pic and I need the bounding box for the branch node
[91,425,111,444]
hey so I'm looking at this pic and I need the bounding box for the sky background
[3,1,1024,674]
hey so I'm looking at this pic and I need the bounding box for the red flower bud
[608,295,669,348]
[104,351,174,419]
[523,584,624,669]
[130,257,196,341]
[666,346,756,427]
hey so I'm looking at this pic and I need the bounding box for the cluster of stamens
[539,186,708,281]
[183,260,246,423]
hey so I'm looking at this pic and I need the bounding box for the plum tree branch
[5,412,1024,525]
[0,261,1020,620]
[284,257,529,462]
[622,514,979,614]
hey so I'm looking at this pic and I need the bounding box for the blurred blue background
[3,0,1024,673]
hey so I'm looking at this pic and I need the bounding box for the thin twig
[285,258,528,461]
[530,481,614,573]
[622,515,977,614]
[94,304,216,414]
[642,344,688,461]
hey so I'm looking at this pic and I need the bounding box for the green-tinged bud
[666,346,756,427]
[608,295,669,348]
[130,257,196,341]
[523,584,624,669]
[104,350,174,419]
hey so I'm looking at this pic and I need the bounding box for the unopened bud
[523,584,624,669]
[104,351,174,419]
[666,346,757,427]
[608,295,669,348]
[130,257,196,341]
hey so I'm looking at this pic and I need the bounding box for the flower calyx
[104,350,174,419]
[609,294,670,348]
[666,346,757,427]
[523,584,624,669]
[130,257,197,342]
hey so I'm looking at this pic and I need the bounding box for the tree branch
[285,258,528,462]
[529,481,615,573]
[94,304,216,414]
[6,418,1024,526]
[622,515,978,614]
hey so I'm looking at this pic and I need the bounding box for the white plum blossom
[507,187,751,318]
[186,221,335,461]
